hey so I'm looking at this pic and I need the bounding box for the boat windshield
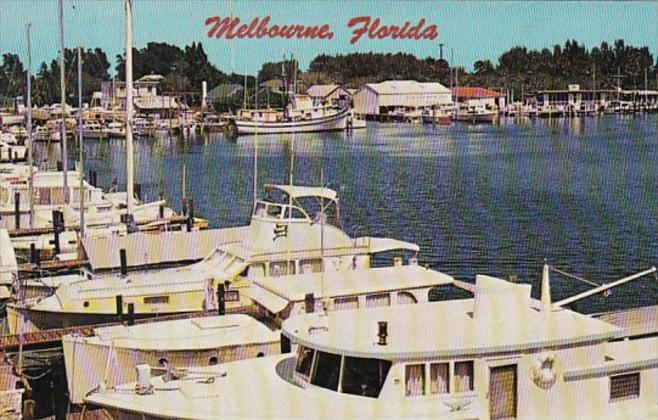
[292,345,392,398]
[253,201,308,221]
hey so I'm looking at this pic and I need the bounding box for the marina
[0,0,657,418]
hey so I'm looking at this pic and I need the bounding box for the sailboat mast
[59,0,69,202]
[78,47,85,238]
[26,24,34,229]
[125,0,135,214]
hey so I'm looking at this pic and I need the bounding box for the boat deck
[595,304,658,338]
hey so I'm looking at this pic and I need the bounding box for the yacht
[86,267,658,420]
[6,184,420,333]
[63,314,282,404]
[62,263,453,403]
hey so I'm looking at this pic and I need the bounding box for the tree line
[1,39,656,108]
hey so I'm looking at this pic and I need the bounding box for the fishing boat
[230,105,351,135]
[453,104,498,123]
[86,266,658,419]
[6,183,420,333]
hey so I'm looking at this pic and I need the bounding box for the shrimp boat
[6,184,420,333]
[62,263,453,403]
[86,265,658,420]
[230,105,351,135]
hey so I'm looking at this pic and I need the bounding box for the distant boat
[229,105,351,135]
[453,104,498,123]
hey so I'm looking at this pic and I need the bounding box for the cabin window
[248,263,266,278]
[224,290,240,302]
[405,364,425,396]
[334,296,358,311]
[294,346,315,378]
[430,363,449,394]
[283,207,306,219]
[266,203,283,218]
[341,356,391,398]
[454,361,474,392]
[396,291,417,305]
[299,259,323,274]
[610,373,640,402]
[270,261,295,276]
[36,187,51,205]
[311,351,341,391]
[365,293,391,308]
[50,187,66,204]
[254,202,267,217]
[143,295,169,305]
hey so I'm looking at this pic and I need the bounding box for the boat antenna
[26,23,34,229]
[78,46,85,238]
[59,0,69,203]
[125,0,135,214]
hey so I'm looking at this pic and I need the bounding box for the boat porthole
[83,301,89,308]
[208,357,218,366]
[257,352,265,358]
[158,358,168,367]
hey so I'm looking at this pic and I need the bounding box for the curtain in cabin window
[454,361,474,392]
[365,293,391,308]
[334,296,358,311]
[405,364,425,396]
[396,291,418,305]
[430,363,449,394]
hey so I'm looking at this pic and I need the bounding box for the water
[36,115,658,314]
[26,115,658,417]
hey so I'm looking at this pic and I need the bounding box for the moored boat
[85,267,658,419]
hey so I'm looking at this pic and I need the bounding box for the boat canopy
[265,184,337,202]
[361,237,420,254]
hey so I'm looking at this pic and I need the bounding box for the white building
[353,80,452,118]
[307,84,351,107]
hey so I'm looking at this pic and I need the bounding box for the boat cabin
[282,275,658,419]
[248,263,454,324]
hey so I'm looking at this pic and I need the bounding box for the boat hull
[234,108,350,135]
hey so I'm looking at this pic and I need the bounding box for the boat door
[489,364,517,420]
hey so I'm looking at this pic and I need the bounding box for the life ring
[529,351,558,389]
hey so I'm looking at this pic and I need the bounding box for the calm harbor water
[37,115,658,314]
[24,115,658,417]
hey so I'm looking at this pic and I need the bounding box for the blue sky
[1,0,657,76]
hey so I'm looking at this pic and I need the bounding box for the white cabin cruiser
[7,184,420,333]
[62,263,453,403]
[63,314,281,404]
[0,170,177,229]
[86,269,658,420]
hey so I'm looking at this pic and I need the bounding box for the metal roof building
[353,80,452,116]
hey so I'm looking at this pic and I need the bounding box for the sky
[1,0,657,77]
